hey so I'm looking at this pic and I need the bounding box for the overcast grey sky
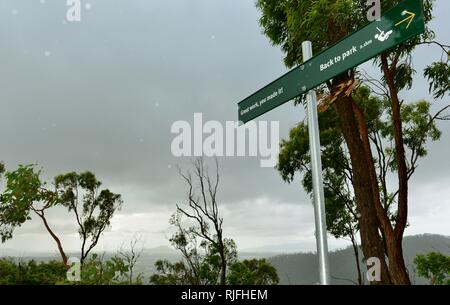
[0,0,449,255]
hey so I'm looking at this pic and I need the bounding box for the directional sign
[238,0,425,123]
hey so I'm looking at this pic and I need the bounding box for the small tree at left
[0,164,122,267]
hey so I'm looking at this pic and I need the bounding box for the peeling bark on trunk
[331,67,411,284]
[333,93,391,285]
[379,54,411,285]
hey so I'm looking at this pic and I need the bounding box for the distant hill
[268,234,450,285]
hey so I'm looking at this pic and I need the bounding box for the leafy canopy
[0,165,57,242]
[277,86,442,237]
[227,258,279,285]
[414,252,450,285]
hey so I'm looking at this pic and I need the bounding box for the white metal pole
[302,40,331,285]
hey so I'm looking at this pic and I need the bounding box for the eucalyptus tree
[0,165,122,266]
[257,0,449,284]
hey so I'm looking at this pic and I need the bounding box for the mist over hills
[1,234,448,285]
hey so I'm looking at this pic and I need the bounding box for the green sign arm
[237,65,304,124]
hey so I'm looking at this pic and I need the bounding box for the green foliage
[424,61,450,99]
[0,258,67,285]
[0,165,122,266]
[277,86,442,238]
[0,254,144,285]
[151,205,279,285]
[257,0,364,68]
[151,256,280,286]
[393,63,415,91]
[150,232,238,285]
[55,171,122,247]
[414,252,450,285]
[227,259,279,285]
[150,259,193,285]
[400,100,441,157]
[151,212,278,285]
[0,165,56,243]
[77,254,136,285]
[202,238,238,284]
[256,1,434,68]
[277,95,358,239]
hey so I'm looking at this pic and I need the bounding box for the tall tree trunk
[352,100,410,284]
[378,54,411,285]
[385,237,411,284]
[333,93,391,284]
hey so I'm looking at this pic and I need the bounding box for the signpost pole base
[302,41,331,285]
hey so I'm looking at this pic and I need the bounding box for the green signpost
[237,0,425,123]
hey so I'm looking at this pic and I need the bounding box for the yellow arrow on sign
[395,10,416,29]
